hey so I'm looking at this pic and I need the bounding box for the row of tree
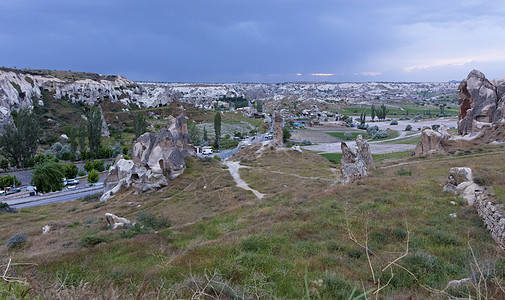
[0,106,109,169]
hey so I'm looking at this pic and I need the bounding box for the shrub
[344,132,353,140]
[0,202,17,213]
[357,123,368,130]
[81,235,106,248]
[87,169,99,184]
[214,155,222,161]
[320,273,356,299]
[405,124,413,131]
[366,125,379,136]
[121,212,171,238]
[390,120,398,125]
[397,169,412,176]
[371,130,388,139]
[77,170,85,176]
[300,140,312,146]
[7,233,27,249]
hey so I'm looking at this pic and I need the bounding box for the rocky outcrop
[340,135,375,185]
[105,213,132,230]
[411,125,449,156]
[443,167,482,205]
[273,111,284,146]
[443,167,505,249]
[458,70,505,136]
[100,114,195,201]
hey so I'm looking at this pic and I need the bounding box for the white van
[202,147,213,155]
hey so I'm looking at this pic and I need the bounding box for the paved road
[8,186,104,209]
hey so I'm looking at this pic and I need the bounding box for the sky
[1,0,505,83]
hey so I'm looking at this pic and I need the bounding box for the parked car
[67,179,80,185]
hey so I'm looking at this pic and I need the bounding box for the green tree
[256,100,263,113]
[380,104,388,120]
[133,113,146,138]
[214,112,221,151]
[0,159,8,170]
[69,126,77,153]
[78,120,86,152]
[359,110,366,125]
[62,164,78,179]
[203,126,208,142]
[87,169,99,184]
[87,107,102,158]
[283,126,291,143]
[0,108,39,168]
[31,161,64,193]
[371,105,376,121]
[188,122,200,145]
[0,175,21,189]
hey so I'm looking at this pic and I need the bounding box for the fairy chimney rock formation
[411,125,449,156]
[340,135,375,185]
[458,70,505,136]
[101,114,195,201]
[273,111,284,146]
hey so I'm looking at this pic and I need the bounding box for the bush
[0,158,9,170]
[405,124,413,131]
[77,170,85,176]
[357,123,368,130]
[371,130,388,139]
[0,202,17,213]
[7,233,27,249]
[320,273,356,299]
[390,120,398,125]
[367,125,379,136]
[300,140,312,146]
[344,132,353,140]
[397,169,412,176]
[81,235,106,248]
[87,169,99,184]
[121,212,171,238]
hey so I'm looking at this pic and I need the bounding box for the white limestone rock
[105,213,131,230]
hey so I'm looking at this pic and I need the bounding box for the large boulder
[411,125,449,156]
[443,167,482,206]
[105,213,131,230]
[101,114,195,201]
[458,70,505,136]
[340,135,375,185]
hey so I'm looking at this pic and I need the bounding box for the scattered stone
[340,135,375,185]
[291,145,302,152]
[446,278,472,290]
[443,167,482,206]
[450,201,457,205]
[42,225,51,235]
[449,213,457,218]
[60,134,68,143]
[105,213,131,230]
[101,114,195,201]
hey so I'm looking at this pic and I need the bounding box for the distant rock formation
[411,125,449,156]
[458,70,505,136]
[273,111,284,146]
[100,114,195,201]
[340,135,375,185]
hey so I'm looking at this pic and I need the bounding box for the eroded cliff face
[0,69,174,133]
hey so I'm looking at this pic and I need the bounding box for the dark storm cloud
[1,0,505,82]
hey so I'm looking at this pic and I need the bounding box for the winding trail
[223,161,265,199]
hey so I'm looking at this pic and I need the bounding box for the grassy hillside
[2,143,505,298]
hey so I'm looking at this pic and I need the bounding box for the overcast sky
[1,0,505,83]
